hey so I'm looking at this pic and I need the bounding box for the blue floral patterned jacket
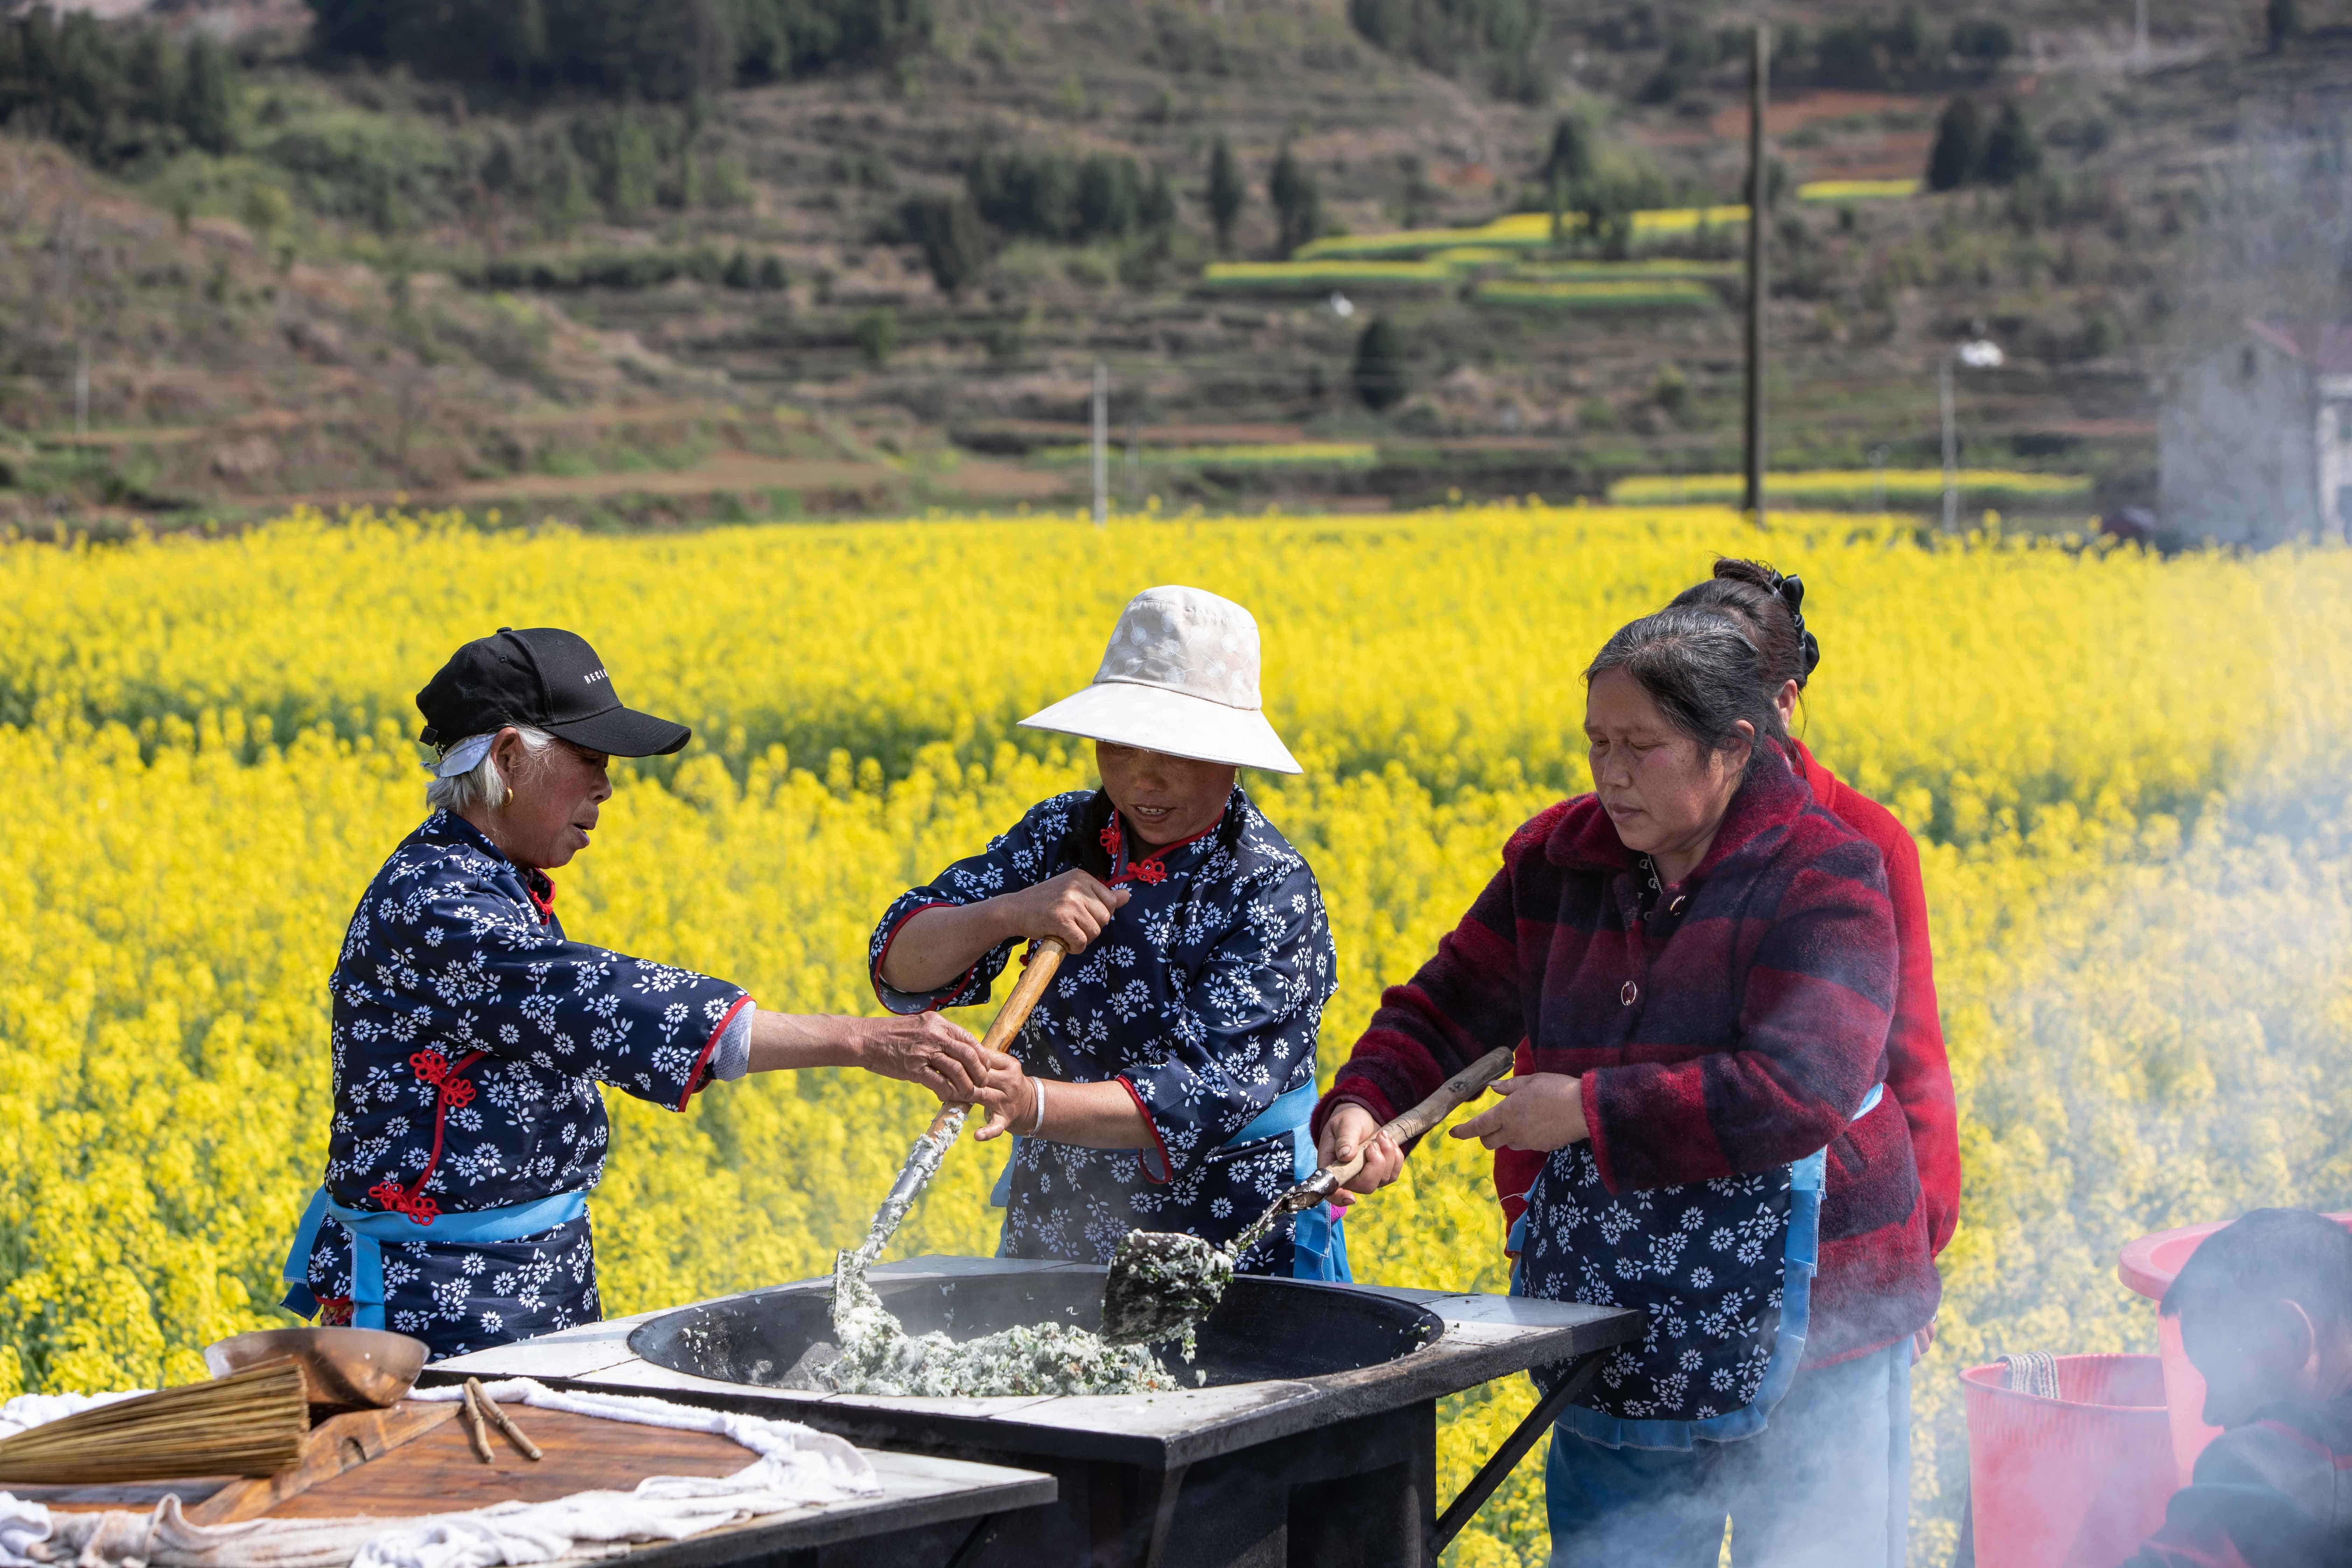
[294,809,747,1355]
[870,786,1337,1274]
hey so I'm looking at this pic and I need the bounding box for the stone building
[2160,320,2352,547]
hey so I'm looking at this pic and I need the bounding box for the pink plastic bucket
[2116,1212,2352,1484]
[1962,1354,2176,1568]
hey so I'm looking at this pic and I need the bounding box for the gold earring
[502,787,514,808]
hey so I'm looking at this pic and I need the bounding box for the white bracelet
[1028,1078,1049,1137]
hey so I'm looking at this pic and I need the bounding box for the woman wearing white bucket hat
[868,586,1347,1281]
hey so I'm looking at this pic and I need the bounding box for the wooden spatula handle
[923,937,1069,1137]
[1322,1045,1517,1186]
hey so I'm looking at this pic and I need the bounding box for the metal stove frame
[428,1256,1641,1568]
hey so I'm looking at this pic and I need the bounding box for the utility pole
[1742,24,1769,523]
[1091,363,1109,526]
[73,340,89,436]
[2134,0,2149,65]
[1939,358,1959,531]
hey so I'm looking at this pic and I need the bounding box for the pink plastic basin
[2116,1212,2352,1484]
[1962,1354,2176,1568]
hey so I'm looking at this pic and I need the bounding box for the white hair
[426,726,556,816]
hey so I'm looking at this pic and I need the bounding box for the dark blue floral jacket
[298,810,747,1355]
[870,787,1336,1274]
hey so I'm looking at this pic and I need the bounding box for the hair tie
[1769,571,1824,678]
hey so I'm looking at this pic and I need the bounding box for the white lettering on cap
[585,669,609,685]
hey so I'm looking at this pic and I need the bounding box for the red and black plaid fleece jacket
[1492,739,1962,1356]
[1315,746,1941,1366]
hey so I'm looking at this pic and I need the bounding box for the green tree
[1814,22,1884,89]
[1268,143,1319,257]
[1885,8,1928,63]
[1076,154,1139,238]
[536,132,591,236]
[241,184,293,245]
[1352,317,1407,412]
[1206,136,1244,254]
[594,110,660,221]
[1982,99,2042,186]
[1926,96,1983,192]
[852,307,897,366]
[899,193,993,296]
[1950,18,2015,70]
[1139,164,1176,232]
[1541,114,1591,186]
[123,28,183,127]
[2268,0,2300,52]
[178,33,238,153]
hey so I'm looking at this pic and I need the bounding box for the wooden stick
[466,1378,540,1462]
[458,1382,495,1464]
[1320,1045,1517,1186]
[918,936,1069,1139]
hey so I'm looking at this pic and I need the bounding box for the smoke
[1904,661,2352,1561]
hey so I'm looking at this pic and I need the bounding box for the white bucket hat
[1019,586,1301,774]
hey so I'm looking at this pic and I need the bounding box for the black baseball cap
[416,628,691,758]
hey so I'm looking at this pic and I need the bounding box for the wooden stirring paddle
[834,936,1068,1297]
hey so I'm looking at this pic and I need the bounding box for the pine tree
[1139,164,1176,232]
[1982,99,2042,186]
[2269,0,2300,52]
[1205,136,1243,254]
[1541,115,1591,186]
[1352,317,1407,412]
[1268,143,1319,257]
[899,193,992,296]
[178,33,237,154]
[1926,97,1983,192]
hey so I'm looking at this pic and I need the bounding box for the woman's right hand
[1316,1104,1404,1205]
[856,1012,1015,1109]
[999,869,1130,955]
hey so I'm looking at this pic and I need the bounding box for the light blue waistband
[986,1076,1347,1281]
[279,1186,588,1331]
[1233,1078,1322,1181]
[992,1076,1322,1207]
[1791,1081,1883,1195]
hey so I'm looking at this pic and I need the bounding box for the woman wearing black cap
[279,627,1012,1359]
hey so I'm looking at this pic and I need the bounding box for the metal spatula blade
[1097,1046,1518,1348]
[1100,1230,1235,1346]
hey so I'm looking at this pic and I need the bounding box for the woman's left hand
[972,1059,1035,1142]
[1449,1073,1589,1151]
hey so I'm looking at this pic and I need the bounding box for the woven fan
[0,1357,308,1483]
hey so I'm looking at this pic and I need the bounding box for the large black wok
[628,1269,1443,1391]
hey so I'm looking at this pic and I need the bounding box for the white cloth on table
[0,1377,878,1568]
[0,1392,151,1443]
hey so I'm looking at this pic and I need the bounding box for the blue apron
[1513,1084,1882,1449]
[279,1186,590,1331]
[991,1078,1350,1282]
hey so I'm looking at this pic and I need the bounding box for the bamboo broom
[0,1357,308,1483]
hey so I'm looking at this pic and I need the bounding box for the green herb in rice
[821,1250,1180,1398]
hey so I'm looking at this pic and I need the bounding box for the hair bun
[1711,557,1782,593]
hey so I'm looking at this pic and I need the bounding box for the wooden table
[13,1403,1055,1567]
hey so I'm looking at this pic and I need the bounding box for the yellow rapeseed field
[4,505,2350,1566]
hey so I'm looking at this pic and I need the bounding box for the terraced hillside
[3,0,2349,528]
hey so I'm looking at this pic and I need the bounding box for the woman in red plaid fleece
[1314,606,1921,1566]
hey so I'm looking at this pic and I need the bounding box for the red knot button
[1620,980,1639,1006]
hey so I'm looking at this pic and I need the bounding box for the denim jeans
[1545,1338,1912,1568]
